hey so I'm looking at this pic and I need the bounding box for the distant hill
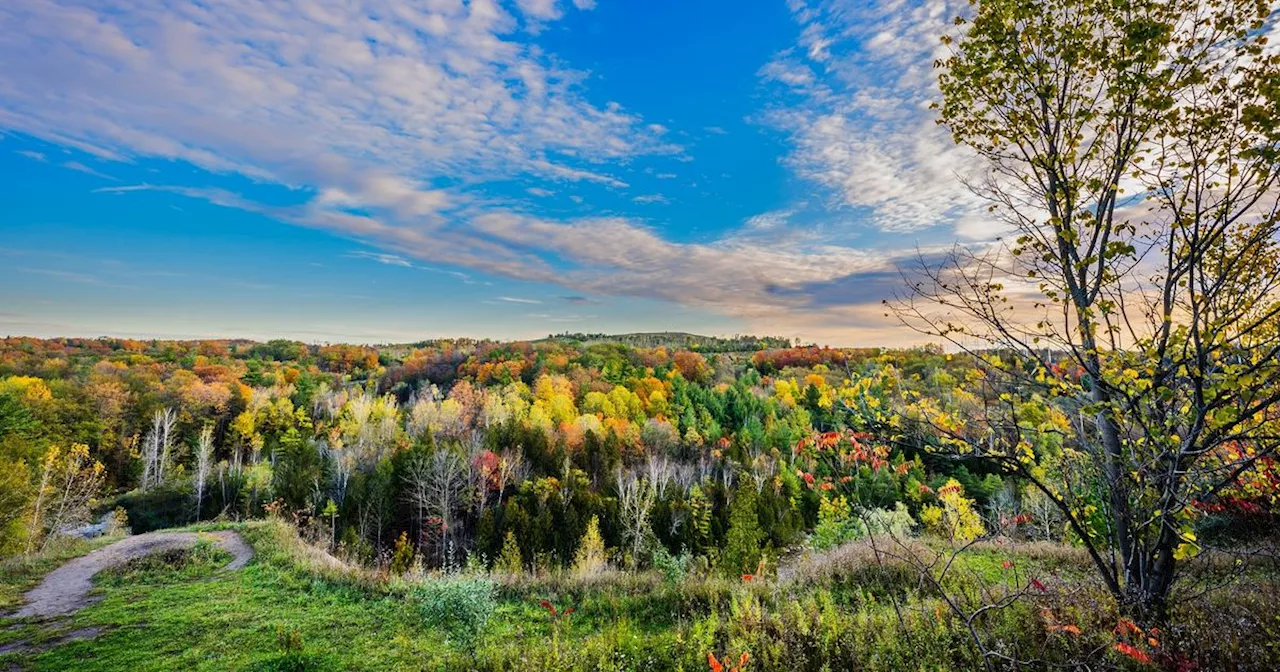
[539,331,797,352]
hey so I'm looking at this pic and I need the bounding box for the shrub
[495,530,523,575]
[921,479,984,543]
[389,531,414,575]
[572,516,607,576]
[413,577,496,647]
[651,545,691,584]
[112,482,192,533]
[864,502,915,537]
[812,496,865,551]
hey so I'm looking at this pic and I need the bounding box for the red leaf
[1114,642,1152,664]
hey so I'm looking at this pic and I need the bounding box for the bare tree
[615,468,657,568]
[496,448,528,506]
[193,426,214,521]
[643,454,676,500]
[403,450,468,567]
[140,407,177,490]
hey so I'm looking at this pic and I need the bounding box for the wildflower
[1029,578,1047,592]
[741,574,754,582]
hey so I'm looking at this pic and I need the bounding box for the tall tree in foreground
[905,0,1280,619]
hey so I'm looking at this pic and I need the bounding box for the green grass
[1,524,1276,671]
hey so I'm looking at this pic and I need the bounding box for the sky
[0,0,993,346]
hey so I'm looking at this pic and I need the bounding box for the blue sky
[0,0,990,345]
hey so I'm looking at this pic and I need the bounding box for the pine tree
[495,530,523,575]
[721,486,762,575]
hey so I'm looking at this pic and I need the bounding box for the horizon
[0,330,830,350]
[1,0,981,347]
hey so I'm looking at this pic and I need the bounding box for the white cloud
[348,251,413,268]
[61,160,116,180]
[16,149,45,161]
[0,0,975,345]
[759,0,992,238]
[743,209,793,231]
[631,193,669,204]
[515,0,563,22]
[0,0,676,222]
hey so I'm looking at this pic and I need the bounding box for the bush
[112,483,193,533]
[572,516,607,576]
[864,502,916,537]
[413,577,496,646]
[921,479,984,543]
[651,545,691,584]
[389,531,414,575]
[812,496,864,551]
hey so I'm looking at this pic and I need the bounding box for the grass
[1,522,1277,670]
[0,534,125,612]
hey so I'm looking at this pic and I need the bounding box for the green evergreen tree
[495,530,523,575]
[721,485,763,575]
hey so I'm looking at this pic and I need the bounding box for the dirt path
[11,530,254,620]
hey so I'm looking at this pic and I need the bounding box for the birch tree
[193,426,214,521]
[140,407,177,490]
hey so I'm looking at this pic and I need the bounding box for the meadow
[3,519,1275,671]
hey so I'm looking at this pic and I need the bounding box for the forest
[1,333,1277,669]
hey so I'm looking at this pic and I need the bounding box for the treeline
[544,332,795,353]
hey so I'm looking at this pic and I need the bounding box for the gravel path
[12,530,254,620]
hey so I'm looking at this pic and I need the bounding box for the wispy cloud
[62,160,116,180]
[632,194,670,205]
[0,0,974,344]
[16,149,45,162]
[348,251,414,268]
[758,0,989,237]
[0,0,678,222]
[15,267,105,285]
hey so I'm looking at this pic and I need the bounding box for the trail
[11,530,253,620]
